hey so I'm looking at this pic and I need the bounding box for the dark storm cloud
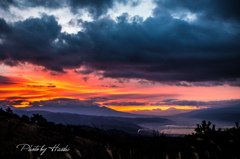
[0,0,15,10]
[68,0,127,19]
[23,0,62,9]
[0,0,63,9]
[0,18,11,34]
[1,0,240,20]
[154,0,240,21]
[1,13,240,85]
[0,15,85,72]
[71,10,239,85]
[0,1,240,86]
[0,0,127,18]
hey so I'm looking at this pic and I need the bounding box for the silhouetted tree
[195,120,216,134]
[30,113,47,125]
[5,107,13,114]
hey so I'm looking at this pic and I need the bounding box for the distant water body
[138,117,235,135]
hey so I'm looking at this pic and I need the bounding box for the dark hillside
[1,108,240,159]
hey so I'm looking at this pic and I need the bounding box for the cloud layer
[0,0,239,86]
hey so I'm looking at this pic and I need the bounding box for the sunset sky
[0,0,240,115]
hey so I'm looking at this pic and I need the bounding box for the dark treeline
[0,107,240,159]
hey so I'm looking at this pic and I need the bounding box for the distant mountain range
[179,106,240,122]
[13,110,173,134]
[13,105,145,117]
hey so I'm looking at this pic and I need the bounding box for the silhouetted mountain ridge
[13,105,154,117]
[14,110,173,134]
[179,106,240,122]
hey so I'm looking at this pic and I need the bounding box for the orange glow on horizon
[0,63,240,115]
[105,105,204,112]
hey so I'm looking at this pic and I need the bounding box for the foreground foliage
[0,108,239,159]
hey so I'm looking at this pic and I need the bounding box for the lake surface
[138,117,235,135]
